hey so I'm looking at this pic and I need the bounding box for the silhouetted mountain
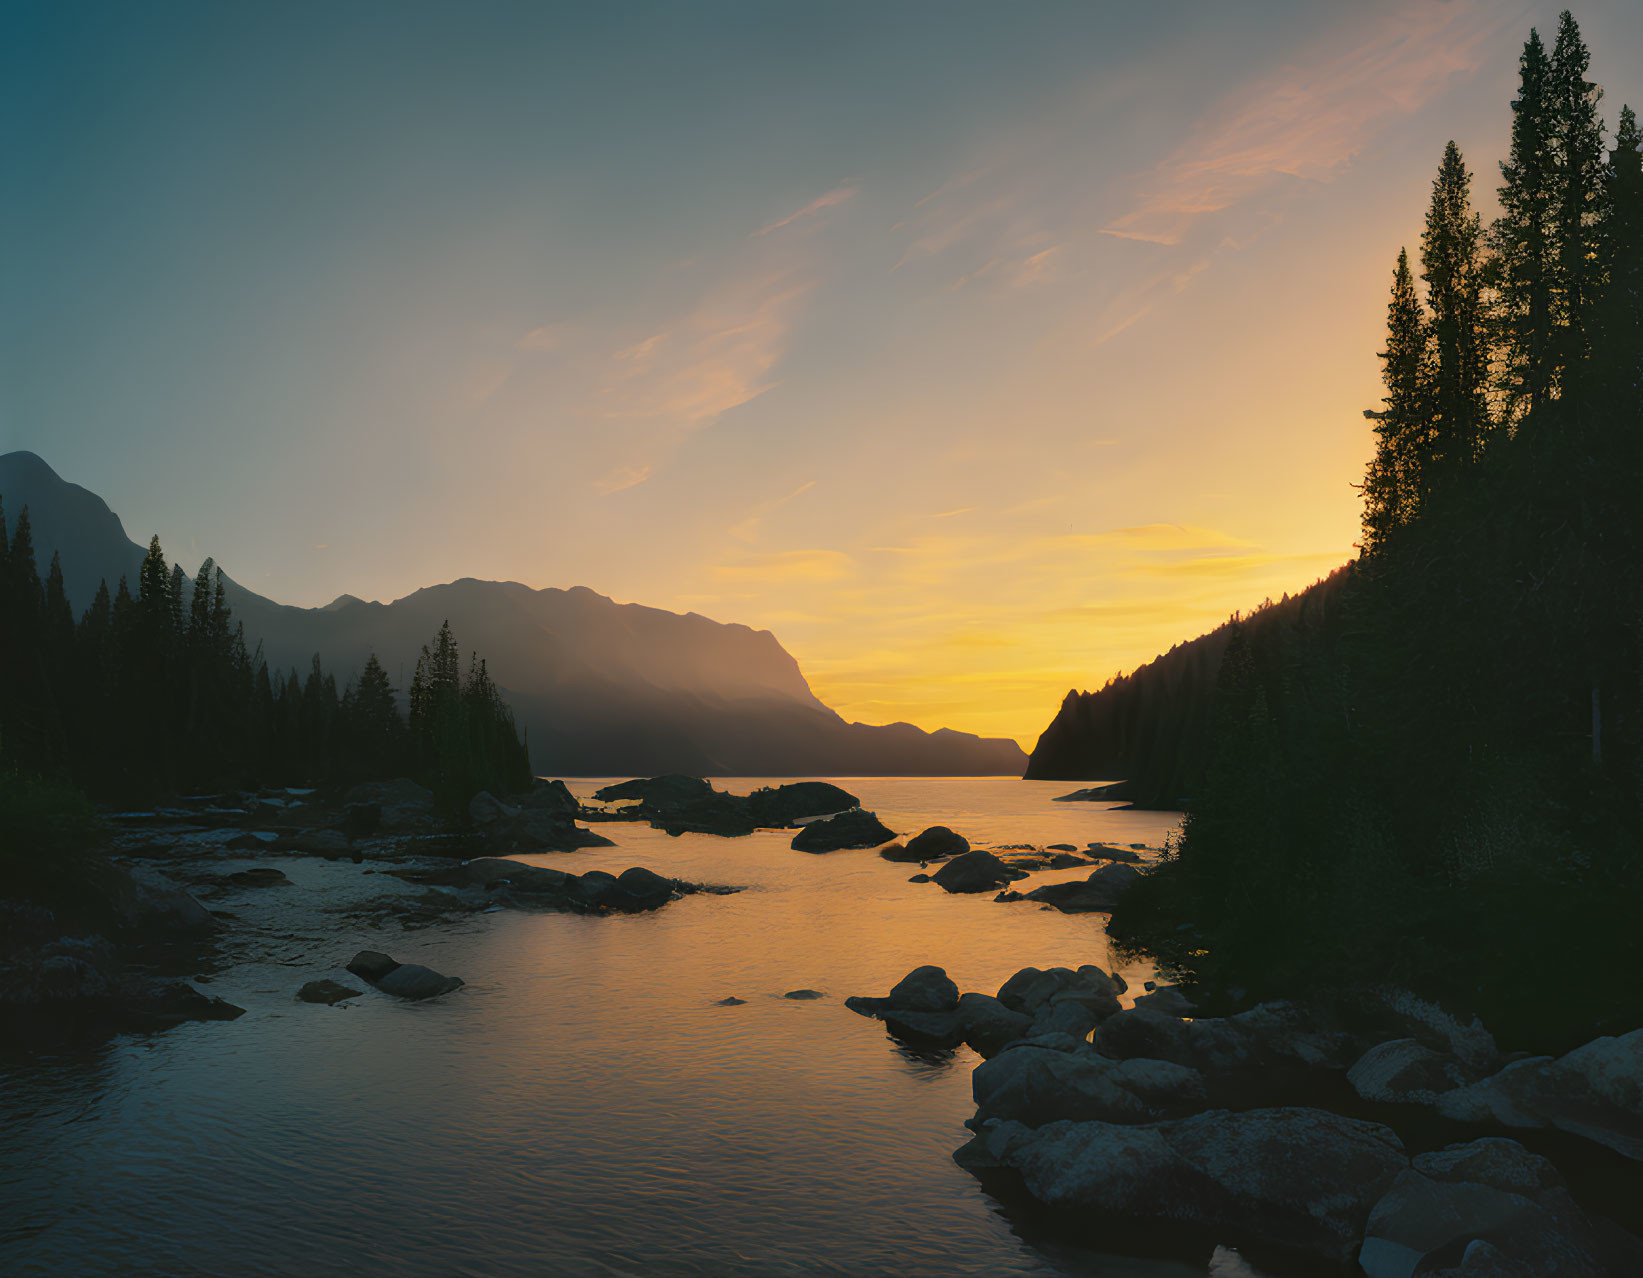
[0,451,1026,777]
[1024,568,1349,805]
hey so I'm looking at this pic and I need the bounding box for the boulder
[297,979,362,1005]
[517,779,580,815]
[592,775,714,806]
[783,989,825,1000]
[931,850,1026,894]
[715,996,747,1006]
[878,843,918,862]
[790,808,895,853]
[124,866,221,936]
[344,778,436,832]
[460,857,577,895]
[1086,844,1145,863]
[882,1008,965,1046]
[888,965,959,1013]
[955,991,1034,1057]
[126,980,246,1024]
[484,809,616,853]
[613,865,676,908]
[997,965,1122,1025]
[1021,863,1141,913]
[1349,1038,1473,1105]
[1162,1108,1406,1263]
[746,782,859,827]
[905,826,969,861]
[1048,852,1093,869]
[374,963,464,1001]
[1358,1168,1609,1278]
[1046,843,1078,852]
[468,791,515,825]
[345,950,400,983]
[1130,984,1196,1016]
[971,1046,1207,1127]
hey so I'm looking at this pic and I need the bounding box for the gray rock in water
[889,964,959,1013]
[1021,863,1141,913]
[790,808,895,853]
[931,849,1026,894]
[1349,1038,1473,1105]
[1129,984,1196,1017]
[905,825,969,861]
[345,950,400,983]
[783,988,825,1000]
[297,979,363,1005]
[374,963,464,1001]
[714,996,747,1006]
[973,1047,1154,1127]
[882,1008,964,1046]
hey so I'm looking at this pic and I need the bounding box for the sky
[4,0,1642,748]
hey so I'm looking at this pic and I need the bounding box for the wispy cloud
[729,479,818,543]
[713,548,855,583]
[592,464,654,496]
[1102,0,1506,246]
[755,184,860,236]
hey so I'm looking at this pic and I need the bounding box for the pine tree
[1547,11,1607,399]
[1595,106,1643,403]
[1362,249,1431,552]
[1421,142,1490,475]
[1490,28,1556,420]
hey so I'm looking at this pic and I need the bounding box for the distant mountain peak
[322,593,366,611]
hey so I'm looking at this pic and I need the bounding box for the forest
[0,522,531,810]
[1110,12,1643,1051]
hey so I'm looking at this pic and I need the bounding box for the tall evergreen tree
[1547,10,1607,399]
[1490,28,1556,420]
[1421,142,1490,475]
[1362,249,1431,553]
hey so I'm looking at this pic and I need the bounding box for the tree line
[1111,11,1643,1051]
[0,517,530,809]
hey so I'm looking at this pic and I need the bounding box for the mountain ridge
[0,450,1025,777]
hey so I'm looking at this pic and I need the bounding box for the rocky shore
[848,960,1643,1275]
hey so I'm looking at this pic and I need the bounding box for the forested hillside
[1111,13,1643,1050]
[1024,568,1349,805]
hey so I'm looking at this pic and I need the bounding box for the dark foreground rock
[959,1107,1407,1266]
[905,826,970,860]
[345,950,463,1000]
[400,856,724,914]
[930,850,1028,894]
[790,808,895,853]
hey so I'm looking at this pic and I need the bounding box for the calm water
[1,778,1270,1277]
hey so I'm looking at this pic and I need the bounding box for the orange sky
[10,0,1642,747]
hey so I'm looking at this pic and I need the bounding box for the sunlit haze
[6,0,1641,744]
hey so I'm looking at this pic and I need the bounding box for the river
[1,777,1277,1277]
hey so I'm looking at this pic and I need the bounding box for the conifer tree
[1362,249,1431,552]
[1421,142,1490,474]
[1547,11,1607,397]
[1595,106,1643,402]
[1490,28,1556,420]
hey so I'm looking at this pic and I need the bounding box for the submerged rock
[1016,863,1141,913]
[783,989,825,1000]
[790,809,895,853]
[297,979,363,1005]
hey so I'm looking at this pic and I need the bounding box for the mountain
[1024,567,1350,806]
[0,451,1026,777]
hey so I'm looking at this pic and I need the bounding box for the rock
[1085,844,1145,863]
[715,996,747,1006]
[468,791,515,825]
[1052,785,1126,802]
[931,849,1027,894]
[745,782,859,827]
[882,1008,965,1046]
[1095,1001,1357,1075]
[124,866,221,936]
[1358,1167,1609,1278]
[1365,988,1502,1075]
[1020,863,1141,913]
[613,865,676,908]
[297,979,362,1005]
[972,1046,1201,1127]
[1349,1038,1473,1105]
[345,950,399,983]
[783,989,825,1000]
[285,829,350,856]
[593,775,714,806]
[997,966,1067,1015]
[1130,985,1197,1016]
[996,965,1122,1025]
[878,843,918,862]
[955,991,1034,1057]
[844,995,892,1017]
[345,778,437,833]
[1047,852,1093,869]
[517,779,580,815]
[460,857,577,895]
[790,808,895,852]
[372,962,464,1001]
[905,825,969,860]
[1030,999,1103,1041]
[484,809,616,853]
[128,980,246,1024]
[888,964,960,1013]
[225,867,290,889]
[907,872,930,882]
[1046,843,1077,852]
[1163,1108,1406,1263]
